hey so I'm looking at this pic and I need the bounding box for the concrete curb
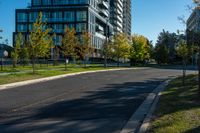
[120,78,173,133]
[0,68,137,91]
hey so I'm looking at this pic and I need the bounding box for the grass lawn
[0,66,124,85]
[0,63,103,73]
[149,75,200,133]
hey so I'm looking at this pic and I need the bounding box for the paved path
[0,68,195,133]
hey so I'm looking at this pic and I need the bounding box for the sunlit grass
[150,75,200,133]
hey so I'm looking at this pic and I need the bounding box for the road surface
[0,68,195,133]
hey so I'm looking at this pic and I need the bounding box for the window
[53,35,62,46]
[77,11,87,21]
[17,13,27,22]
[43,0,51,5]
[64,11,75,22]
[29,12,38,22]
[64,24,75,31]
[52,12,63,21]
[76,23,86,32]
[17,24,27,32]
[52,24,63,33]
[32,0,41,6]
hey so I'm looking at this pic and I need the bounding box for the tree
[113,33,130,67]
[61,27,77,71]
[80,31,93,67]
[154,44,169,64]
[20,41,29,66]
[130,34,151,65]
[11,33,22,68]
[176,40,189,86]
[29,12,52,74]
[101,40,114,67]
[156,30,182,63]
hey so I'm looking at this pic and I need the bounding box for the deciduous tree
[11,33,22,68]
[61,27,77,70]
[29,12,52,74]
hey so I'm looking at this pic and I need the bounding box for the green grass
[0,63,104,73]
[149,75,200,133]
[0,66,123,85]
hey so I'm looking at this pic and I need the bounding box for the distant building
[187,7,200,32]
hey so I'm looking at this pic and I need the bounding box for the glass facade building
[14,0,131,57]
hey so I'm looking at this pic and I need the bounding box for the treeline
[154,30,197,65]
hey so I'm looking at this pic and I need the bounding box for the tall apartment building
[14,0,113,56]
[110,0,131,36]
[14,0,131,56]
[123,0,131,36]
[187,6,200,32]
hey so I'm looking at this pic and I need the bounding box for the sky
[0,0,192,46]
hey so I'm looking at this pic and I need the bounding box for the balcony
[99,1,109,9]
[99,10,109,18]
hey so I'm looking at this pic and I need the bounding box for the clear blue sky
[0,0,192,46]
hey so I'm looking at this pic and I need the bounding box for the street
[0,68,195,133]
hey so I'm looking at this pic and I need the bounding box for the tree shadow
[0,78,167,133]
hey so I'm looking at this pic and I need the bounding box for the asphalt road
[0,68,195,133]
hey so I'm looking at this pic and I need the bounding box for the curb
[0,68,136,91]
[120,78,173,133]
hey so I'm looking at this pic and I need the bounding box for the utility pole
[0,29,3,71]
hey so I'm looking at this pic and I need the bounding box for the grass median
[149,75,200,133]
[0,66,125,85]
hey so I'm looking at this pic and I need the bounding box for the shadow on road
[0,78,168,133]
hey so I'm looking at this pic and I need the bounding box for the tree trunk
[65,58,67,71]
[32,57,36,74]
[198,51,200,96]
[182,60,186,86]
[117,56,120,67]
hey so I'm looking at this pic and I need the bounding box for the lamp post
[104,19,109,68]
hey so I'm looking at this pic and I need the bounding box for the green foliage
[80,31,93,63]
[20,42,30,66]
[155,44,169,64]
[155,30,185,64]
[62,27,77,58]
[130,34,151,65]
[101,40,115,59]
[176,40,188,61]
[29,12,53,73]
[113,33,131,64]
[11,33,22,67]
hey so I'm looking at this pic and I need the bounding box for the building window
[32,0,41,6]
[52,24,63,33]
[52,12,63,22]
[17,24,27,32]
[64,24,75,31]
[77,11,87,21]
[43,0,51,5]
[29,12,38,22]
[17,13,27,22]
[53,35,62,46]
[76,23,86,32]
[64,11,75,22]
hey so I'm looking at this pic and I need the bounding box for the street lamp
[103,18,110,68]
